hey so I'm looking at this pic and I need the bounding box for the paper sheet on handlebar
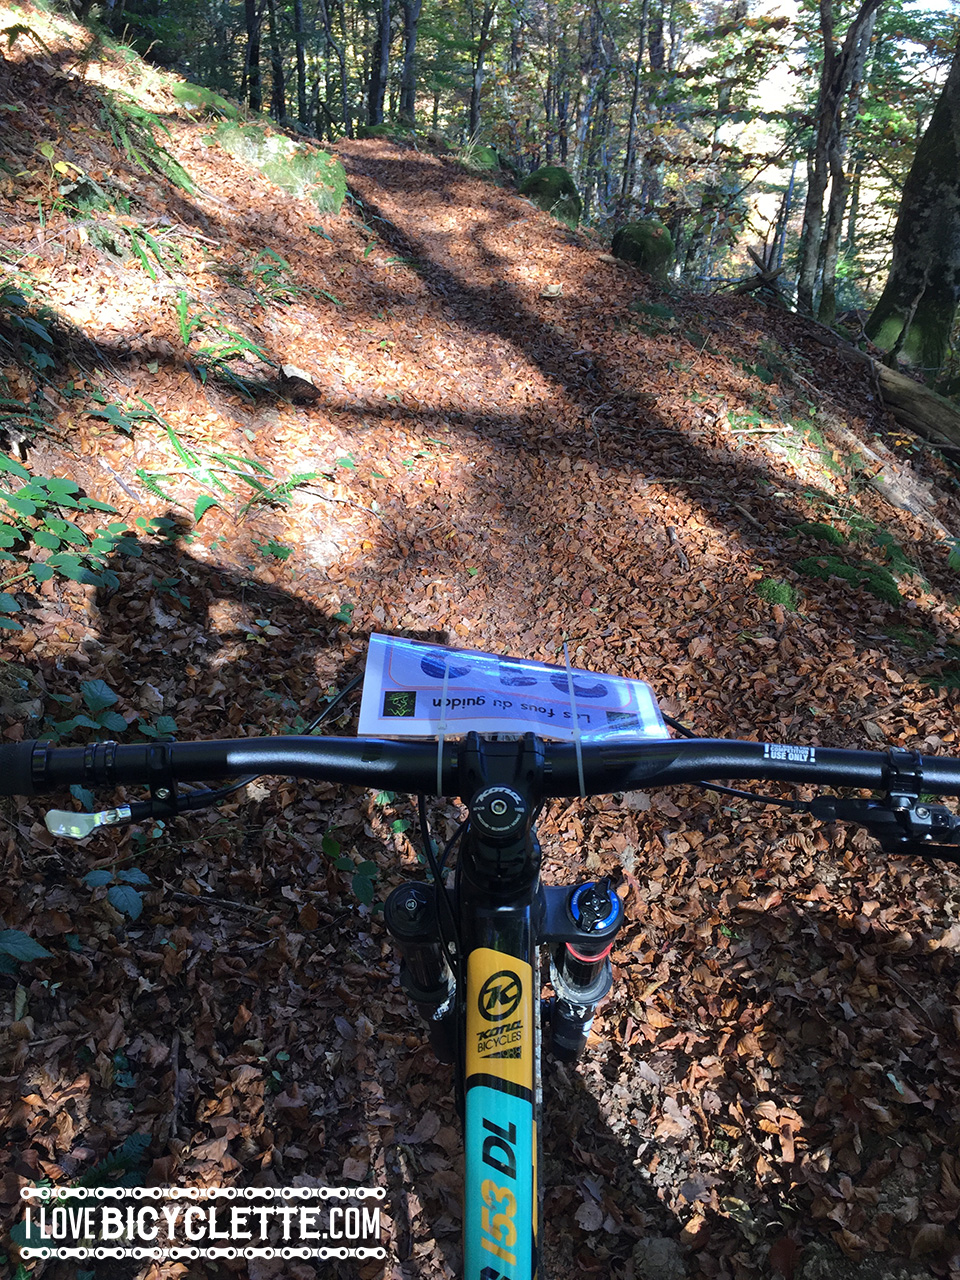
[358,633,669,742]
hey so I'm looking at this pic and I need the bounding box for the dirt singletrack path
[3,56,960,1273]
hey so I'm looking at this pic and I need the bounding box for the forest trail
[2,15,960,1279]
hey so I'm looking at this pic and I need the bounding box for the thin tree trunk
[368,0,390,125]
[469,0,498,138]
[294,0,308,125]
[244,0,262,112]
[775,160,797,269]
[317,0,350,135]
[620,0,649,214]
[267,0,285,120]
[796,0,884,316]
[817,8,876,325]
[399,0,422,124]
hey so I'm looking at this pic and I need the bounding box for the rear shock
[384,882,456,1063]
[547,877,623,1062]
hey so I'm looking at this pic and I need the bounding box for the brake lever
[45,802,147,839]
[808,795,960,864]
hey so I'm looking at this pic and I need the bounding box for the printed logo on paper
[382,689,416,717]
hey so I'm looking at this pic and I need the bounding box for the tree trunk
[244,0,262,112]
[571,6,605,185]
[865,34,960,384]
[399,0,422,125]
[293,0,308,125]
[316,0,350,136]
[796,0,885,316]
[368,0,390,126]
[817,9,875,326]
[619,0,649,215]
[267,0,285,121]
[469,0,498,138]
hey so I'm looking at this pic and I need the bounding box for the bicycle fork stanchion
[542,878,624,1062]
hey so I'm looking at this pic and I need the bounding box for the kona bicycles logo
[478,971,523,1022]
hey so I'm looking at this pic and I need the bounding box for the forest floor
[1,7,960,1280]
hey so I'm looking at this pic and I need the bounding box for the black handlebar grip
[0,740,38,795]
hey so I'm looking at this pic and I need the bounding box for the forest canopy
[80,0,957,311]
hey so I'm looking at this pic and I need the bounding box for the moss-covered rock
[213,122,345,214]
[612,220,675,279]
[173,82,240,120]
[355,122,415,142]
[518,166,582,229]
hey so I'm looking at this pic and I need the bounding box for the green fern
[96,89,195,194]
[76,1133,151,1188]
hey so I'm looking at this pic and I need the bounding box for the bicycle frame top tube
[457,736,545,1280]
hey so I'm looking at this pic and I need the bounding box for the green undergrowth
[755,578,798,609]
[171,80,241,120]
[796,554,902,605]
[789,499,926,607]
[212,121,346,213]
[96,87,195,194]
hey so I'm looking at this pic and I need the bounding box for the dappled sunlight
[3,22,960,1280]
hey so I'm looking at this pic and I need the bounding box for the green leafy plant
[83,865,152,921]
[249,249,302,304]
[139,715,178,740]
[0,458,140,600]
[0,276,55,372]
[174,291,273,390]
[120,223,182,280]
[252,538,292,560]
[126,403,317,521]
[322,831,379,906]
[0,929,52,963]
[75,1132,151,1187]
[43,678,132,741]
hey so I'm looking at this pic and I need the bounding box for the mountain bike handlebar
[3,734,960,800]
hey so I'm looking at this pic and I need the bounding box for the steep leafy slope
[1,7,960,1280]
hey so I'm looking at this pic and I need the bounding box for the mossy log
[874,363,960,452]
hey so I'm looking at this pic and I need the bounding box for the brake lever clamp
[147,741,179,818]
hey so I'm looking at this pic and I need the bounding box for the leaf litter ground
[1,12,960,1280]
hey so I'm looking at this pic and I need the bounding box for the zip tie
[564,641,586,798]
[436,654,451,797]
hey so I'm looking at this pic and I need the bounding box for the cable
[417,794,462,958]
[695,780,809,812]
[660,710,806,811]
[169,673,364,812]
